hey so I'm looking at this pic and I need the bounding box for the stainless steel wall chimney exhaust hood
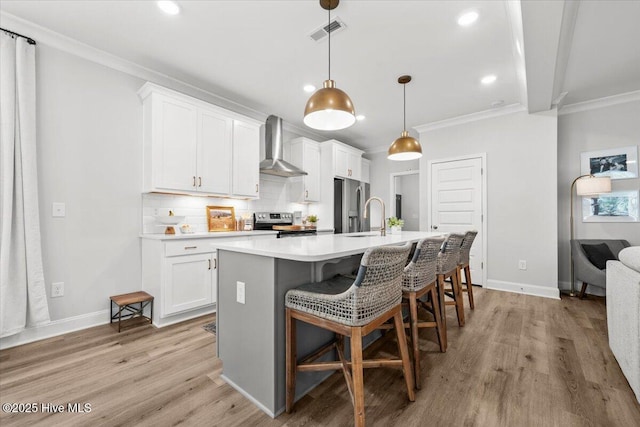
[259,115,308,177]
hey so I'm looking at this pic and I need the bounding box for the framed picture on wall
[582,191,639,222]
[580,145,638,180]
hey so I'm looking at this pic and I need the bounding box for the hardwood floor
[1,288,639,426]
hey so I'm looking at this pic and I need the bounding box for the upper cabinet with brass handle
[327,139,363,182]
[139,82,261,200]
[288,137,321,203]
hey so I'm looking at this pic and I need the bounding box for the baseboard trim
[486,280,560,300]
[0,309,110,350]
[220,374,276,418]
[154,305,216,328]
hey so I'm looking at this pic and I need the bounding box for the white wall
[557,100,640,293]
[366,152,419,228]
[418,110,559,298]
[0,42,312,349]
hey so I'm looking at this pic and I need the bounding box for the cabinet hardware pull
[256,184,259,193]
[193,176,196,187]
[214,258,217,269]
[208,259,211,270]
[305,190,308,198]
[184,246,197,250]
[198,177,202,187]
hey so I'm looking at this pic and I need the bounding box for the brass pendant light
[388,75,422,161]
[304,0,356,131]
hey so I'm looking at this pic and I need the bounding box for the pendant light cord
[403,84,406,131]
[328,6,331,80]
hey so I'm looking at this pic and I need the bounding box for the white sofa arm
[606,259,640,404]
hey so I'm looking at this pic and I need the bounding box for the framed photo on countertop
[580,145,638,180]
[207,206,236,231]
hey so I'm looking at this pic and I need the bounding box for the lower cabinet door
[164,253,215,316]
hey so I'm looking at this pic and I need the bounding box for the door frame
[389,170,420,220]
[426,153,487,287]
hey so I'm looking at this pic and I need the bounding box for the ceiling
[1,1,639,151]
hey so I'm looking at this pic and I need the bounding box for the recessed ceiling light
[157,1,180,15]
[356,115,366,121]
[457,11,479,27]
[303,84,316,93]
[481,74,497,85]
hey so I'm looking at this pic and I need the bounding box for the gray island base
[216,231,444,417]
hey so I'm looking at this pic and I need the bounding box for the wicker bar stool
[459,231,478,309]
[401,237,446,389]
[436,233,466,336]
[285,243,414,427]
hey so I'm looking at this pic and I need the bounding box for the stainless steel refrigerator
[334,178,370,233]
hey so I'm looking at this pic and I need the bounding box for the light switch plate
[236,281,245,304]
[52,202,66,217]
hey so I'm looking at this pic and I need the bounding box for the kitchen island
[215,231,443,417]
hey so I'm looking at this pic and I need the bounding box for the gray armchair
[571,239,631,298]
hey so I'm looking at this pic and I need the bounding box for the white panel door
[232,120,260,198]
[164,253,214,316]
[198,109,232,195]
[157,96,197,191]
[431,157,484,286]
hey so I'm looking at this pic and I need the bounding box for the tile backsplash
[142,175,309,234]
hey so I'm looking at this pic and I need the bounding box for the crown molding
[281,122,328,142]
[414,103,526,133]
[559,90,640,116]
[0,11,268,122]
[364,145,389,156]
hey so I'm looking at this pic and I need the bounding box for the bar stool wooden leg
[350,326,365,427]
[407,293,421,389]
[464,265,475,309]
[437,274,448,348]
[393,310,416,400]
[285,308,296,413]
[454,268,465,327]
[429,286,446,353]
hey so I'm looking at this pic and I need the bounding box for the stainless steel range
[253,212,317,238]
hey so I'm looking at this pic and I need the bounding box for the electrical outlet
[518,260,527,270]
[236,281,245,304]
[52,202,65,217]
[51,282,64,297]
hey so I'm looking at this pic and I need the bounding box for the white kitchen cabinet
[141,234,276,327]
[289,137,321,202]
[164,252,215,315]
[322,139,364,181]
[146,94,198,192]
[232,120,261,198]
[139,83,261,198]
[331,141,363,181]
[198,108,232,194]
[361,158,370,184]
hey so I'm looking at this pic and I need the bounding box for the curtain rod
[1,27,36,45]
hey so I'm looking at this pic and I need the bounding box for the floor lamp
[568,175,612,296]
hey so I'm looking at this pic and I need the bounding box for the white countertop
[139,230,278,240]
[215,231,446,262]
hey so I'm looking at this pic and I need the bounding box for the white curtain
[0,32,50,337]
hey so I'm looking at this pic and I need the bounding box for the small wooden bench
[109,291,154,332]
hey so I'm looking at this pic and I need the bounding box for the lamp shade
[388,131,422,161]
[304,80,356,131]
[576,176,612,196]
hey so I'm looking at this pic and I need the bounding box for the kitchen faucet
[363,197,386,236]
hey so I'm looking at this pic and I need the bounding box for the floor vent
[309,17,346,42]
